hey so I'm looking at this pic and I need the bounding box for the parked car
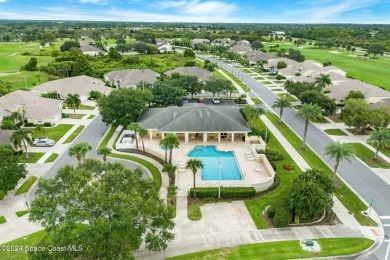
[198,98,205,103]
[33,138,55,147]
[212,97,220,104]
[269,71,277,76]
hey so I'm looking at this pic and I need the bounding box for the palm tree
[315,74,332,91]
[242,105,265,129]
[11,128,32,159]
[324,141,355,180]
[65,94,81,115]
[186,159,203,198]
[162,163,177,185]
[138,127,148,152]
[128,123,141,150]
[367,128,390,160]
[63,64,71,78]
[97,146,112,163]
[296,103,323,149]
[10,111,23,126]
[164,133,180,164]
[3,82,12,93]
[68,142,92,165]
[160,138,169,163]
[272,96,292,123]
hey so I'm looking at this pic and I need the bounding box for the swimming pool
[187,146,243,180]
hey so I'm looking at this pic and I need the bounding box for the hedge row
[189,187,256,198]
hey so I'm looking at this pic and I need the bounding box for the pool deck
[141,138,271,192]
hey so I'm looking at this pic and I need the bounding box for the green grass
[350,143,390,169]
[251,98,262,104]
[311,117,330,123]
[0,191,5,200]
[367,143,390,159]
[265,112,377,226]
[17,152,45,163]
[25,124,73,142]
[213,70,226,80]
[78,104,95,110]
[242,69,252,73]
[220,68,251,92]
[0,71,49,92]
[70,114,86,119]
[44,153,59,163]
[167,238,374,260]
[188,204,202,221]
[245,118,301,229]
[87,114,95,119]
[0,230,47,260]
[254,76,264,80]
[63,125,85,144]
[0,216,6,224]
[277,93,297,102]
[108,153,162,189]
[324,129,348,136]
[99,127,116,148]
[16,209,31,217]
[15,176,38,195]
[261,81,273,85]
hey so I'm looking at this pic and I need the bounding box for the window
[37,119,43,124]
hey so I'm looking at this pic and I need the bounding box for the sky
[0,0,390,24]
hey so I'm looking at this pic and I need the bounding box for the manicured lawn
[16,209,31,217]
[292,105,302,110]
[99,127,116,148]
[15,176,38,195]
[25,124,73,142]
[367,143,390,159]
[242,69,252,73]
[272,89,283,92]
[261,81,273,85]
[0,216,6,224]
[17,152,45,163]
[220,68,251,92]
[108,153,162,189]
[324,129,348,136]
[63,125,85,144]
[0,191,5,200]
[266,113,377,226]
[349,143,390,169]
[167,238,374,260]
[87,114,95,119]
[254,76,264,80]
[311,117,330,123]
[65,114,86,119]
[188,204,202,221]
[277,93,297,102]
[212,70,226,80]
[78,104,95,110]
[251,98,262,104]
[44,153,59,163]
[0,71,48,92]
[0,230,47,260]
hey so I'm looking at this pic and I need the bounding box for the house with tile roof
[104,69,160,88]
[164,67,212,81]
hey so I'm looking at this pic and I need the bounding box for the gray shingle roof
[104,69,159,87]
[165,67,212,81]
[0,130,14,145]
[138,105,250,132]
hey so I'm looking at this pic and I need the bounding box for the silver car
[33,138,55,147]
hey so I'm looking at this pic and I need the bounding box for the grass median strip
[220,68,251,92]
[167,238,374,260]
[15,176,38,195]
[188,205,202,221]
[350,143,390,169]
[265,112,377,226]
[324,129,348,136]
[0,230,46,260]
[99,127,116,148]
[16,210,31,217]
[63,125,85,144]
[44,153,59,163]
[87,114,95,119]
[17,152,45,163]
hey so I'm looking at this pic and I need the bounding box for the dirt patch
[328,114,343,123]
[346,128,372,135]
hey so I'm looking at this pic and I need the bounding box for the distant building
[104,69,160,88]
[191,38,210,46]
[165,67,212,81]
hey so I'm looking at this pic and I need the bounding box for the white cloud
[155,0,238,16]
[0,0,8,3]
[79,0,108,4]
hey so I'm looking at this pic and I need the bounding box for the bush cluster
[189,187,256,198]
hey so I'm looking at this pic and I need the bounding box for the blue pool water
[187,146,242,180]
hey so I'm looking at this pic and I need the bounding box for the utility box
[306,240,314,246]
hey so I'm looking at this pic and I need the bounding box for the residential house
[212,38,236,47]
[311,66,346,78]
[79,39,106,56]
[371,98,390,114]
[0,130,14,146]
[104,69,160,88]
[0,90,62,125]
[191,38,210,46]
[230,40,252,54]
[32,75,111,101]
[155,39,173,53]
[164,67,212,81]
[243,50,277,64]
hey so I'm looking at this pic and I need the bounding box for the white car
[33,138,55,147]
[212,97,220,104]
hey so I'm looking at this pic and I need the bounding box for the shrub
[276,75,286,80]
[44,122,52,127]
[62,113,70,118]
[282,164,294,171]
[189,187,256,198]
[24,122,35,127]
[274,207,293,227]
[267,204,277,218]
[271,153,284,161]
[323,90,331,94]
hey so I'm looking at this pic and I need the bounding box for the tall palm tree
[242,105,265,129]
[65,94,81,115]
[186,159,203,198]
[11,128,32,159]
[128,123,141,150]
[315,74,332,92]
[367,128,390,160]
[324,141,355,180]
[159,138,169,163]
[63,64,71,78]
[272,96,292,123]
[68,142,92,165]
[296,103,323,149]
[162,163,177,185]
[97,146,112,163]
[138,127,148,152]
[164,133,180,164]
[10,111,23,126]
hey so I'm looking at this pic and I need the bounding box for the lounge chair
[254,168,262,172]
[245,151,252,155]
[246,153,254,158]
[246,156,255,161]
[179,162,186,167]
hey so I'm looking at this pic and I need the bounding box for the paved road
[202,55,390,260]
[28,115,147,203]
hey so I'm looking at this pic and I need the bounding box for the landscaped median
[219,68,251,92]
[265,112,377,226]
[63,125,85,144]
[15,176,38,195]
[349,143,390,169]
[166,238,374,260]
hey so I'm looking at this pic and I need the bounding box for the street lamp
[218,161,222,199]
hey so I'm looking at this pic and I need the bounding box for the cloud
[79,0,108,4]
[155,0,238,16]
[0,0,8,3]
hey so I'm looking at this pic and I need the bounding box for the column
[218,133,221,143]
[231,132,235,143]
[149,130,153,140]
[203,133,207,143]
[185,133,189,143]
[161,132,165,140]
